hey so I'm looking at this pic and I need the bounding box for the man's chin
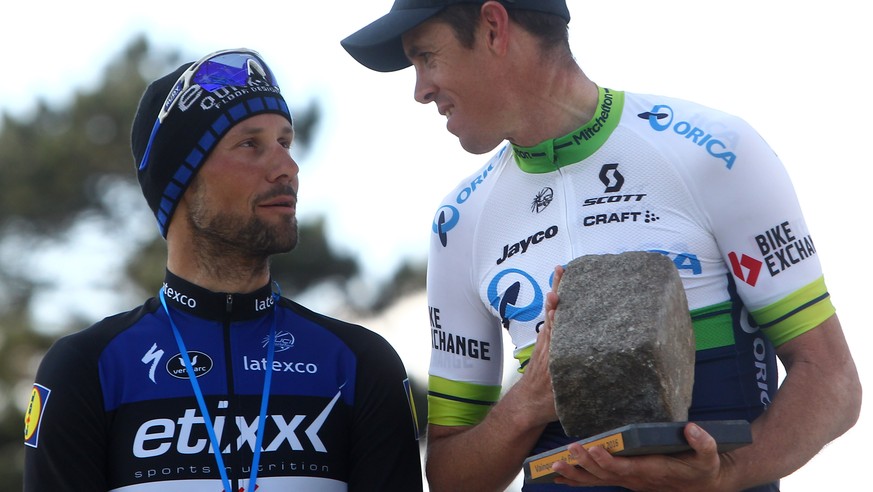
[244,221,297,257]
[267,229,298,254]
[458,136,502,155]
[275,237,298,254]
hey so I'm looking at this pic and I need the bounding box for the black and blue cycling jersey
[25,270,422,491]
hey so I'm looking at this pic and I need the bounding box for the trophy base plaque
[523,420,752,484]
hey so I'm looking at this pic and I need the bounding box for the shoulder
[277,298,403,362]
[437,144,513,208]
[431,145,514,248]
[618,91,769,171]
[43,301,156,362]
[34,300,157,387]
[621,91,760,141]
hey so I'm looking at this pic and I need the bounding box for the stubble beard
[187,200,298,274]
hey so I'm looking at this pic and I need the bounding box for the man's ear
[479,1,511,55]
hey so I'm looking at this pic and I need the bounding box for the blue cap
[341,0,570,72]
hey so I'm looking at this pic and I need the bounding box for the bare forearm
[427,286,565,491]
[723,319,861,489]
[425,386,551,491]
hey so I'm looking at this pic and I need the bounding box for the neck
[167,237,271,295]
[507,61,599,147]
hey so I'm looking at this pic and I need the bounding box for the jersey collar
[512,87,624,173]
[161,270,276,321]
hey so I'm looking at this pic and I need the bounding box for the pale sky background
[1,1,870,490]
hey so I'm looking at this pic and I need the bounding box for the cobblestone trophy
[523,252,751,483]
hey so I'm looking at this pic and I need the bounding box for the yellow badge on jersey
[403,378,420,441]
[24,384,51,448]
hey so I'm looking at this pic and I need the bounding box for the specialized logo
[166,351,213,379]
[638,105,737,169]
[531,187,554,213]
[142,343,166,384]
[24,384,50,448]
[264,330,295,352]
[487,269,544,331]
[496,225,559,265]
[132,394,341,458]
[432,205,460,247]
[599,163,624,192]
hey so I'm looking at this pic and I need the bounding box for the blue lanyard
[160,287,278,492]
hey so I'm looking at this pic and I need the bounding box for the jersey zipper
[557,166,577,260]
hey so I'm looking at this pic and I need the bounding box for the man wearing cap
[23,48,423,492]
[342,2,861,491]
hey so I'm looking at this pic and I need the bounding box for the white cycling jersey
[425,87,833,470]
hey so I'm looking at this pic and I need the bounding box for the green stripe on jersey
[753,276,835,347]
[690,302,736,351]
[512,87,625,172]
[427,375,501,426]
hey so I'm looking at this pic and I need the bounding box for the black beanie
[131,49,293,238]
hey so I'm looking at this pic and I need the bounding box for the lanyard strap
[160,287,277,492]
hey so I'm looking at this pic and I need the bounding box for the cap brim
[341,7,443,72]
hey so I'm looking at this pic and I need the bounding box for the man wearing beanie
[342,2,861,492]
[24,48,422,492]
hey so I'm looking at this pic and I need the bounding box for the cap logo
[175,71,278,118]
